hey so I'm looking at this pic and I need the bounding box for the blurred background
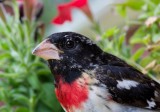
[0,0,160,112]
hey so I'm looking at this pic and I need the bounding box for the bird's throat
[55,75,89,112]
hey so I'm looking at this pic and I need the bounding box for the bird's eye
[64,40,75,49]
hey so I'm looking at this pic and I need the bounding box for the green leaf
[116,5,126,17]
[152,0,160,4]
[102,27,119,39]
[36,69,50,76]
[125,0,144,10]
[130,27,147,45]
[118,34,125,49]
[131,48,145,61]
[12,94,29,104]
[140,56,153,67]
[143,34,151,45]
[0,73,19,78]
[16,107,29,112]
[40,83,62,112]
[36,102,54,112]
[0,53,11,60]
[130,37,143,44]
[28,75,40,90]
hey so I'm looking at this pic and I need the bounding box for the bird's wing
[95,65,160,110]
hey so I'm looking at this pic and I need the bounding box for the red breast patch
[55,79,89,111]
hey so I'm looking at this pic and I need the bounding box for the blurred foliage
[98,0,160,79]
[0,1,63,112]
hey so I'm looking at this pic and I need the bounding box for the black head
[32,32,106,82]
[49,32,104,67]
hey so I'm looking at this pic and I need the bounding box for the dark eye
[64,40,75,49]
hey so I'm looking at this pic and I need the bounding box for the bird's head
[32,32,104,83]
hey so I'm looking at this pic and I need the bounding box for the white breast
[72,84,120,112]
[70,84,157,112]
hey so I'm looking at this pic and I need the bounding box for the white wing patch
[117,80,139,90]
[146,100,156,109]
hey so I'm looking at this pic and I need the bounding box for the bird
[32,32,160,112]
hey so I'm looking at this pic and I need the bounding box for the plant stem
[0,4,6,22]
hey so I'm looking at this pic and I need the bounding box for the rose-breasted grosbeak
[32,32,160,112]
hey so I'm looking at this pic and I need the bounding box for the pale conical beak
[32,39,61,60]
